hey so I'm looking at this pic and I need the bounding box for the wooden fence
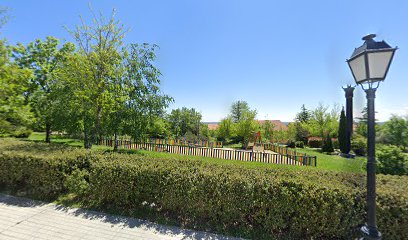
[98,138,222,148]
[97,139,317,167]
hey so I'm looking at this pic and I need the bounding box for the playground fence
[97,138,317,167]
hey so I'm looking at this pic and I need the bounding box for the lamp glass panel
[348,54,366,83]
[368,50,394,80]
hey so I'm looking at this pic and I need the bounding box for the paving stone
[0,194,242,240]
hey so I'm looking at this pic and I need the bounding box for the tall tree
[295,104,311,123]
[114,43,172,142]
[13,37,75,142]
[338,107,349,154]
[293,105,311,143]
[0,40,33,135]
[62,9,127,148]
[230,100,250,123]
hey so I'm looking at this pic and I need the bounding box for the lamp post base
[360,225,381,240]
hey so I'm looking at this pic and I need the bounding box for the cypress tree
[338,107,349,154]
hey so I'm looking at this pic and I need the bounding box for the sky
[2,0,408,122]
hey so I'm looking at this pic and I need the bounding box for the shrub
[1,139,408,239]
[308,138,322,148]
[286,140,296,148]
[376,145,408,175]
[352,136,367,156]
[295,141,304,148]
[332,138,339,150]
[12,127,33,138]
[322,135,334,153]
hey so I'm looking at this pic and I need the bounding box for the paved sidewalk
[0,194,241,240]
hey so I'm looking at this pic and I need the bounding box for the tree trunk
[84,130,92,149]
[45,123,51,143]
[113,133,118,151]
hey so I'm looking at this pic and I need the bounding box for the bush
[1,139,408,239]
[352,136,367,156]
[12,127,33,138]
[322,136,334,153]
[295,141,304,148]
[332,139,339,150]
[308,138,322,148]
[286,140,296,148]
[376,145,408,175]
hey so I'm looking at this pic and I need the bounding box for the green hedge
[1,139,407,239]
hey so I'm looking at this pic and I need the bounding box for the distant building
[205,120,288,131]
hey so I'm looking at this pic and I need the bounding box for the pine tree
[338,107,349,154]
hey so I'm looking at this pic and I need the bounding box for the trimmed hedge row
[1,139,407,239]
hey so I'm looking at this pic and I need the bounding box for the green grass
[25,132,364,173]
[298,147,365,173]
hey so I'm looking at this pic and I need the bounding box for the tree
[230,100,250,123]
[118,43,172,142]
[295,104,311,123]
[338,107,349,154]
[0,6,9,30]
[217,117,234,141]
[13,37,76,142]
[321,134,334,153]
[58,9,172,148]
[306,103,339,138]
[235,110,259,147]
[262,120,275,142]
[379,115,408,150]
[167,107,201,139]
[0,40,33,136]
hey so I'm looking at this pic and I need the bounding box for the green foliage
[1,139,407,239]
[0,40,33,136]
[378,115,408,150]
[64,169,90,197]
[11,127,32,138]
[295,141,304,148]
[305,103,340,138]
[13,37,76,142]
[55,11,172,147]
[234,110,259,146]
[217,117,234,142]
[338,108,349,154]
[261,120,275,142]
[295,104,311,123]
[167,107,201,139]
[286,140,296,148]
[376,145,408,175]
[351,135,367,156]
[321,135,334,153]
[308,138,322,148]
[0,6,9,30]
[230,100,250,123]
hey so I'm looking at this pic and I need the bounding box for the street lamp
[347,34,397,239]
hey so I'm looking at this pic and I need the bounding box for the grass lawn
[27,132,364,173]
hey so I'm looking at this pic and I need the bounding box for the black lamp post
[347,34,397,239]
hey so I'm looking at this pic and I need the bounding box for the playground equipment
[247,131,264,152]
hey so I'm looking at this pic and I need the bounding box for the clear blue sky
[2,0,408,122]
